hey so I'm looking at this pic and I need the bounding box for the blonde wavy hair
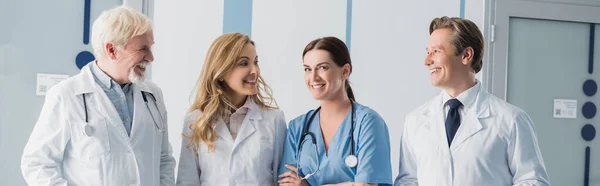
[186,33,277,151]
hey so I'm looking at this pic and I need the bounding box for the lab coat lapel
[130,84,154,140]
[215,118,234,145]
[421,93,448,146]
[95,90,130,140]
[232,99,262,151]
[77,64,129,140]
[450,89,490,152]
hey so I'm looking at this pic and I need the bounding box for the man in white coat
[394,16,550,186]
[21,5,175,186]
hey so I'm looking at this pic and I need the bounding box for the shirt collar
[442,80,481,109]
[233,96,253,115]
[91,61,131,90]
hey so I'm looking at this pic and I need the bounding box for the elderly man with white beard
[21,5,175,186]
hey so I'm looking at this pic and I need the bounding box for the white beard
[128,61,149,84]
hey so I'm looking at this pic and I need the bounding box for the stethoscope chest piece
[83,123,94,136]
[345,154,358,168]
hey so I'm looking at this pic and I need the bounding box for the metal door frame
[483,0,600,100]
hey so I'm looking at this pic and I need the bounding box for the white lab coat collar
[213,97,263,150]
[421,80,491,152]
[136,81,154,95]
[244,97,263,120]
[442,80,481,109]
[72,63,102,95]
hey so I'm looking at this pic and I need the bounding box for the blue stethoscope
[81,91,165,136]
[296,102,358,180]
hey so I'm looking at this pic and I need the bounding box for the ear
[215,80,225,94]
[461,46,474,66]
[342,63,351,80]
[217,76,228,88]
[105,43,118,60]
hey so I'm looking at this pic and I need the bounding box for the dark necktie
[445,99,463,146]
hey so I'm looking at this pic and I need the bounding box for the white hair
[91,5,152,60]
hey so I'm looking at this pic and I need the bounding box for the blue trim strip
[585,146,590,186]
[459,0,465,18]
[83,0,91,44]
[346,0,353,50]
[223,0,253,36]
[589,24,595,74]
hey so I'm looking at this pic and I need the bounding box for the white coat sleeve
[21,89,70,186]
[157,89,176,186]
[509,111,550,186]
[394,115,419,186]
[272,110,287,184]
[176,111,202,186]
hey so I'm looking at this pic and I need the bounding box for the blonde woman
[176,33,287,186]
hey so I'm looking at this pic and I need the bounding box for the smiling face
[425,28,471,89]
[223,43,260,99]
[105,31,155,84]
[303,49,350,101]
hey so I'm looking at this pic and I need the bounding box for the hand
[278,164,309,186]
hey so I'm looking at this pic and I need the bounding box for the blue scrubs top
[278,102,393,185]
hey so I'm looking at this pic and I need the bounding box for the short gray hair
[91,5,152,60]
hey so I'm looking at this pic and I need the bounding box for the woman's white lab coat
[395,85,550,186]
[176,100,287,186]
[21,64,176,186]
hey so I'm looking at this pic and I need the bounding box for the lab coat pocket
[71,119,111,160]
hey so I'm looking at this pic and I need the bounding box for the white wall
[153,0,484,178]
[152,0,224,175]
[350,0,480,177]
[252,0,348,124]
